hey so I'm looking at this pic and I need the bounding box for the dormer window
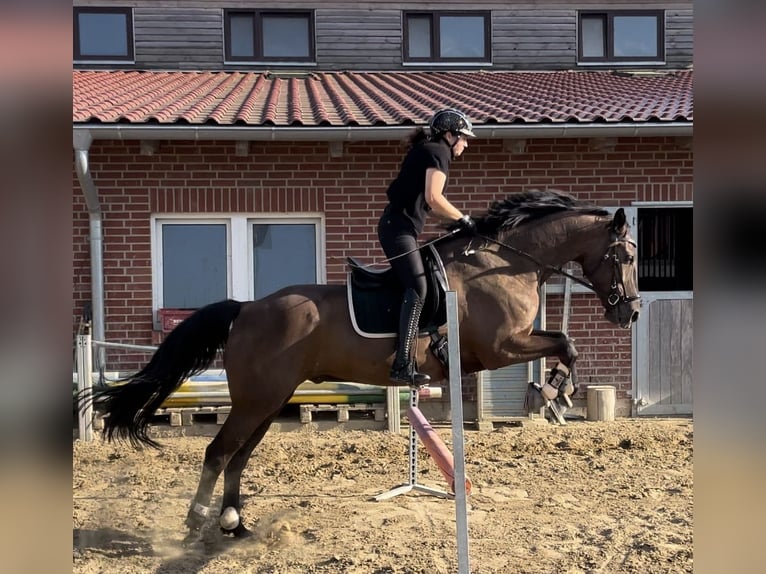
[73,7,134,62]
[403,11,491,64]
[578,10,665,64]
[224,9,315,63]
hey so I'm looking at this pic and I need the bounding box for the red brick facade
[73,136,692,400]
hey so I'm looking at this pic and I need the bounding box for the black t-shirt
[385,139,452,233]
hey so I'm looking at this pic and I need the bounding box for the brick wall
[73,136,692,395]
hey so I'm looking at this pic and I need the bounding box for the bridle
[467,232,640,308]
[597,235,641,307]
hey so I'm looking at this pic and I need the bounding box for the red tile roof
[73,69,692,127]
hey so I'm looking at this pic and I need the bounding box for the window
[224,10,314,62]
[252,223,318,299]
[73,7,134,62]
[637,207,692,291]
[403,11,491,63]
[154,217,322,319]
[578,11,664,63]
[161,223,228,308]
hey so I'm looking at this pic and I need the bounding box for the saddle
[346,244,448,338]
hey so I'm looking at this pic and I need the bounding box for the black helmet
[429,109,476,139]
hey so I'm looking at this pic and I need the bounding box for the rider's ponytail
[405,127,429,149]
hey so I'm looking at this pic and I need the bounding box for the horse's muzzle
[605,305,641,328]
[619,308,640,329]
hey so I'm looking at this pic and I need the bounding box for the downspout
[73,130,105,371]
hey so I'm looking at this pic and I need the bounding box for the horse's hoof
[221,522,252,539]
[182,530,203,548]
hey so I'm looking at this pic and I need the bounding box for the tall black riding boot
[390,288,431,386]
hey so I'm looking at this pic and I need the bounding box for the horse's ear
[611,208,627,233]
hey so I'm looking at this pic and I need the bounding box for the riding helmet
[429,109,476,139]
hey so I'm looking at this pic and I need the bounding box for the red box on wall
[158,308,195,333]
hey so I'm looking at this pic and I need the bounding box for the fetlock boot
[390,288,431,386]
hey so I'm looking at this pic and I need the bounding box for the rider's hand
[456,214,477,234]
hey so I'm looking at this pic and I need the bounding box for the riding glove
[456,214,477,234]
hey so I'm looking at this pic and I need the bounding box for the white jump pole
[446,290,471,574]
[373,292,471,572]
[76,333,94,442]
[386,386,401,434]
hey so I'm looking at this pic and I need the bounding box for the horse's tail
[81,299,243,448]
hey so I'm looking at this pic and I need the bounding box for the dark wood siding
[73,2,693,71]
[665,9,694,68]
[316,10,402,70]
[134,8,223,70]
[493,9,576,69]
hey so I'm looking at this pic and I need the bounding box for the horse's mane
[470,189,609,238]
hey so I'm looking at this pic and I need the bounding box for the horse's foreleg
[527,329,577,363]
[498,329,579,423]
[526,329,579,394]
[218,414,281,538]
[501,329,575,366]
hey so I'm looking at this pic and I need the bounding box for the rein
[475,234,597,292]
[344,231,459,270]
[474,233,640,307]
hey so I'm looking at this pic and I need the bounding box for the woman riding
[378,108,477,386]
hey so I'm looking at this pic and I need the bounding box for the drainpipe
[73,129,105,371]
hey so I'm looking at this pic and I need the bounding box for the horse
[78,189,640,542]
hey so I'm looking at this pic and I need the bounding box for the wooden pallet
[92,406,231,429]
[91,403,386,429]
[299,403,386,424]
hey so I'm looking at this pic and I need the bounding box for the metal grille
[637,207,692,291]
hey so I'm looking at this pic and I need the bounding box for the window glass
[407,15,432,58]
[162,224,227,308]
[78,12,129,57]
[581,16,605,58]
[439,16,485,58]
[252,223,317,299]
[230,14,255,58]
[263,15,310,58]
[613,16,658,57]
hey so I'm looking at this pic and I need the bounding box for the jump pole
[445,289,471,574]
[374,291,471,573]
[406,405,472,496]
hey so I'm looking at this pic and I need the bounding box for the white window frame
[151,213,325,329]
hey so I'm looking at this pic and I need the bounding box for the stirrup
[390,364,431,387]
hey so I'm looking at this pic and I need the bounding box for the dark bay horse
[80,189,640,541]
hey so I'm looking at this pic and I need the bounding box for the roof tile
[73,69,693,127]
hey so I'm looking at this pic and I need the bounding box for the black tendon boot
[390,288,431,386]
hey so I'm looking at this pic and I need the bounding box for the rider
[378,108,477,386]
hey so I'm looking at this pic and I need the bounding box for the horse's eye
[626,255,635,264]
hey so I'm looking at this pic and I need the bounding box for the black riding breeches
[378,214,427,300]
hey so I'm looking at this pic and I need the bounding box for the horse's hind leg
[184,407,266,540]
[217,413,282,538]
